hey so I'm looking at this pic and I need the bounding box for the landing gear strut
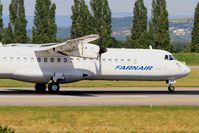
[48,82,60,94]
[166,80,176,93]
[35,83,46,93]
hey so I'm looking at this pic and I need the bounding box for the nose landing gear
[168,85,175,93]
[166,80,176,93]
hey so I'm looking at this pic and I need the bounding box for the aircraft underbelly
[89,75,175,81]
[12,69,51,83]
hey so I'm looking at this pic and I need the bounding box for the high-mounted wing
[36,34,100,58]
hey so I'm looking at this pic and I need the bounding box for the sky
[0,0,199,17]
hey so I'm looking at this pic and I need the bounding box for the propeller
[99,45,107,55]
[98,36,107,59]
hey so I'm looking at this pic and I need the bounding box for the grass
[0,69,198,88]
[0,106,199,133]
[174,53,199,65]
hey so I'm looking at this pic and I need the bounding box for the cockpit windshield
[164,54,176,61]
[169,55,175,60]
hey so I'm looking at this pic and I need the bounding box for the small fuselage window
[50,58,54,63]
[57,58,61,63]
[30,57,34,62]
[3,57,7,62]
[10,57,14,62]
[37,58,41,62]
[44,58,48,62]
[17,57,20,62]
[64,58,67,63]
[24,57,27,62]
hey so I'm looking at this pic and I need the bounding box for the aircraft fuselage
[0,46,190,84]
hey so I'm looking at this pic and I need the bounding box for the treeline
[0,0,199,52]
[70,0,171,51]
[0,0,56,44]
[71,0,112,48]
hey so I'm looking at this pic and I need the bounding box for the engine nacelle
[53,69,93,84]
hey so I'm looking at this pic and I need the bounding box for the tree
[128,0,148,48]
[90,0,112,47]
[0,0,3,42]
[149,0,170,51]
[191,2,199,52]
[48,3,57,42]
[32,0,57,43]
[8,0,28,43]
[2,24,14,44]
[71,0,93,39]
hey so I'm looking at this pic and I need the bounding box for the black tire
[168,85,175,93]
[35,83,46,93]
[48,83,60,93]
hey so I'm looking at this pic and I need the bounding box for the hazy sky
[1,0,198,16]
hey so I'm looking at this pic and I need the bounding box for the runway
[190,66,199,70]
[0,87,199,106]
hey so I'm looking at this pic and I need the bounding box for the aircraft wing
[36,34,100,58]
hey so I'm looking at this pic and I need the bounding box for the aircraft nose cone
[184,66,191,76]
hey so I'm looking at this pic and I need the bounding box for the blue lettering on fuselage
[115,65,153,71]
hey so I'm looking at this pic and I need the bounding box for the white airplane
[0,35,190,93]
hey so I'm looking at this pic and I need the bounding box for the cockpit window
[165,55,176,61]
[169,55,175,60]
[165,55,169,60]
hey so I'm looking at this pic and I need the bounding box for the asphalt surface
[0,87,199,106]
[190,66,199,70]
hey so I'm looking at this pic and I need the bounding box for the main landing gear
[48,82,60,93]
[35,83,46,93]
[166,80,176,93]
[35,82,60,94]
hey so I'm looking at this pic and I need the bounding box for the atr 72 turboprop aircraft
[0,35,190,93]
